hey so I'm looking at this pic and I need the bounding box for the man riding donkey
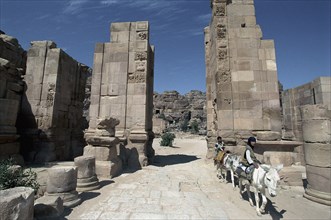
[237,136,261,181]
[213,136,226,165]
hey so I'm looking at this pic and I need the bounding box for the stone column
[0,187,35,220]
[45,166,81,208]
[301,105,331,206]
[87,21,155,171]
[84,118,122,178]
[205,0,282,149]
[74,156,100,191]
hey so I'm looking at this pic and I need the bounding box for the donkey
[215,153,241,189]
[238,164,283,216]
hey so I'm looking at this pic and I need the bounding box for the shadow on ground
[152,154,199,167]
[240,190,286,220]
[99,179,114,189]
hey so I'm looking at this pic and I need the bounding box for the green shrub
[190,120,199,134]
[160,132,176,147]
[180,119,189,132]
[0,159,39,192]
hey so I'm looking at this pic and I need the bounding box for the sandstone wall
[282,77,331,141]
[19,41,89,163]
[85,21,155,171]
[0,31,26,164]
[205,0,282,155]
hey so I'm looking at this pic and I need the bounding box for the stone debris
[0,187,35,220]
[44,166,81,208]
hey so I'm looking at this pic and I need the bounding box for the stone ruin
[84,21,155,176]
[0,1,330,213]
[205,0,331,205]
[205,0,282,157]
[18,41,90,163]
[0,31,26,165]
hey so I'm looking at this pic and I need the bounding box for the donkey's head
[262,164,283,197]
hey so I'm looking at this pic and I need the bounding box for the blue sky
[0,0,330,94]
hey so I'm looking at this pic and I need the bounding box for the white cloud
[36,14,51,20]
[63,0,90,14]
[100,0,119,6]
[196,13,211,24]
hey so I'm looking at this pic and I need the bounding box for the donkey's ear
[261,164,270,171]
[275,164,283,172]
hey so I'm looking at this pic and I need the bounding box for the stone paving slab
[66,138,228,220]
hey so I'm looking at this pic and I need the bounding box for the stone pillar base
[77,175,100,192]
[95,159,122,178]
[45,191,81,208]
[304,188,331,206]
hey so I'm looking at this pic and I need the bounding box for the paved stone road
[66,138,228,219]
[65,137,331,220]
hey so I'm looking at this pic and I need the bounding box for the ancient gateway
[0,1,330,213]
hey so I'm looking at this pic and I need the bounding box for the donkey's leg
[239,178,244,199]
[230,170,236,190]
[219,166,225,182]
[246,184,254,207]
[254,190,262,216]
[259,188,267,214]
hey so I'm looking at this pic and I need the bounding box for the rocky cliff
[153,90,207,134]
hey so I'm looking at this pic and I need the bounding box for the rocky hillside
[153,90,207,134]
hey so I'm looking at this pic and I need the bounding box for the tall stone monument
[20,41,89,162]
[205,0,282,157]
[86,21,155,172]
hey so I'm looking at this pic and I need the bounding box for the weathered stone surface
[85,21,155,172]
[74,155,100,191]
[20,41,90,162]
[44,190,81,208]
[46,166,77,193]
[205,0,281,150]
[279,165,306,186]
[304,143,331,167]
[302,120,331,143]
[0,187,34,220]
[254,131,281,141]
[301,103,331,206]
[95,159,122,178]
[74,156,96,178]
[263,151,295,167]
[306,165,331,194]
[282,78,331,141]
[34,196,63,219]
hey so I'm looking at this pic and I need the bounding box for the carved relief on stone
[128,73,146,84]
[135,73,146,83]
[46,83,55,107]
[135,52,147,61]
[137,31,147,40]
[214,4,226,17]
[217,70,231,84]
[135,61,146,72]
[218,48,227,60]
[128,73,135,83]
[216,23,226,39]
